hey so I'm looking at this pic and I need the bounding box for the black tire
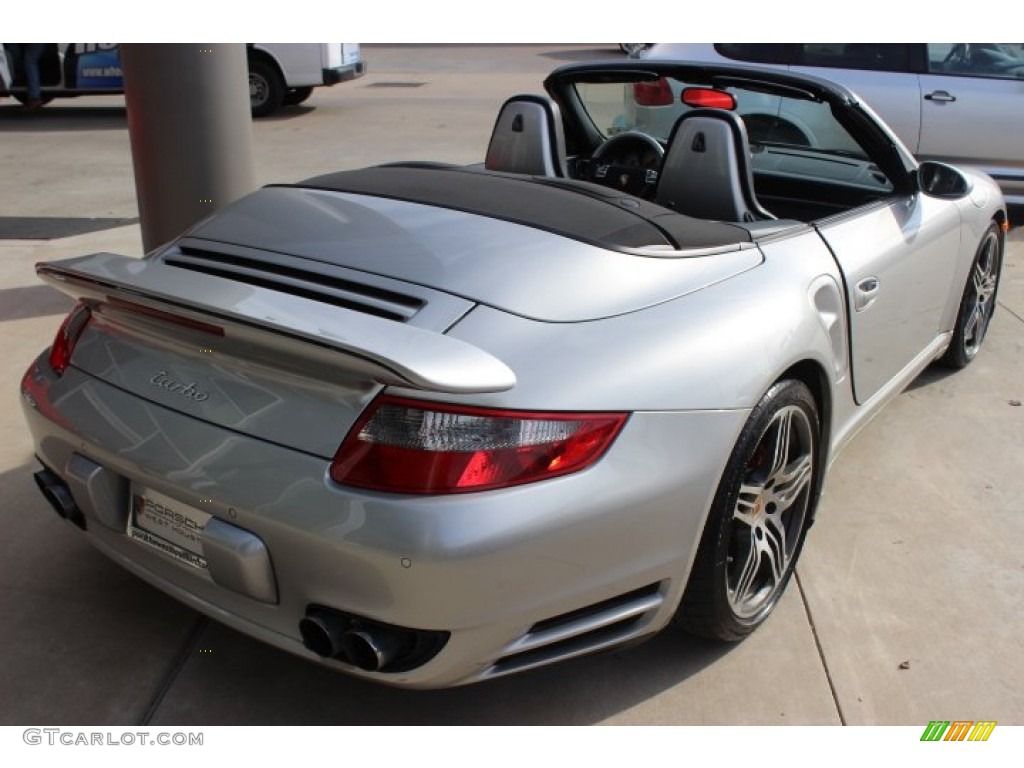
[13,93,54,107]
[941,222,1002,369]
[676,379,820,641]
[248,58,284,118]
[283,86,314,106]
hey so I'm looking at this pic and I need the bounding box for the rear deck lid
[38,251,510,458]
[185,168,763,323]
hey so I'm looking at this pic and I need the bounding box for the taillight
[633,77,674,107]
[48,301,92,376]
[331,396,628,494]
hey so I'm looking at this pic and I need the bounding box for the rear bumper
[20,356,745,688]
[322,61,365,85]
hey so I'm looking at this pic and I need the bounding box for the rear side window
[795,44,911,72]
[927,43,1024,79]
[714,44,789,64]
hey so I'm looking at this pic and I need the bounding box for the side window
[927,43,1024,79]
[796,44,910,72]
[714,44,788,64]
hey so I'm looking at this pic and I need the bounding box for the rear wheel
[941,222,1002,369]
[248,58,284,117]
[676,380,819,641]
[283,86,314,106]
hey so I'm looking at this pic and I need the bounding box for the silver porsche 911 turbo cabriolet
[21,60,1007,688]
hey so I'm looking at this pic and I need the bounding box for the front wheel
[283,86,314,106]
[941,222,1002,369]
[676,379,820,641]
[248,58,285,118]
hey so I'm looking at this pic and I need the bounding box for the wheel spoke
[769,453,813,508]
[768,410,794,478]
[977,272,996,302]
[964,302,983,341]
[733,483,763,526]
[983,271,997,295]
[731,530,761,607]
[976,307,992,344]
[761,517,787,582]
[972,260,987,293]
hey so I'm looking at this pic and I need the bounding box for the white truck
[0,43,365,117]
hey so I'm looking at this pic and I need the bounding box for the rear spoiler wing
[37,253,516,394]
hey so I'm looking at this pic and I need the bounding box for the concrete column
[121,44,256,252]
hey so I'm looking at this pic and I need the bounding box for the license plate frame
[128,487,211,570]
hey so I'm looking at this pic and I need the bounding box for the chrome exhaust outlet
[299,611,348,658]
[299,605,449,672]
[340,628,405,672]
[33,469,86,529]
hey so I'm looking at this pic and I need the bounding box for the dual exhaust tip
[34,469,86,529]
[299,611,407,673]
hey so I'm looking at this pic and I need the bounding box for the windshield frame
[543,59,919,195]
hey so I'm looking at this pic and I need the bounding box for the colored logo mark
[920,720,996,741]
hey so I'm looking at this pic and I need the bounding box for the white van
[0,43,365,117]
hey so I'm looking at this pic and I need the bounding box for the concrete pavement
[0,45,1021,725]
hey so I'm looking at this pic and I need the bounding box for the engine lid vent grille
[163,241,425,323]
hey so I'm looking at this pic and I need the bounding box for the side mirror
[916,161,971,199]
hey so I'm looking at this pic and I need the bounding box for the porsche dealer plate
[128,487,211,570]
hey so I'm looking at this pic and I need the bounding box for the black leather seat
[485,94,568,178]
[655,108,775,223]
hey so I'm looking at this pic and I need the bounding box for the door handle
[924,90,957,103]
[855,277,880,312]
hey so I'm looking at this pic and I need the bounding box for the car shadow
[905,362,959,391]
[0,103,127,132]
[255,105,316,122]
[148,619,736,725]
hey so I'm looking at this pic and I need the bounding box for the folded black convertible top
[293,165,752,251]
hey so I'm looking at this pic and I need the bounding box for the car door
[918,43,1024,203]
[788,44,923,153]
[816,194,962,404]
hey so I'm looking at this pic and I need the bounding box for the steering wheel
[584,131,665,199]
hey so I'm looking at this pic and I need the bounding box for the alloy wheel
[963,229,1001,359]
[726,404,814,618]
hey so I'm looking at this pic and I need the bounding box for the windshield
[573,76,868,159]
